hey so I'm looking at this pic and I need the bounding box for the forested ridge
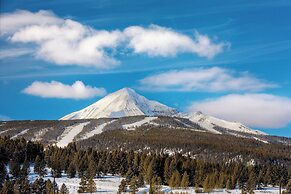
[78,127,291,165]
[1,136,291,193]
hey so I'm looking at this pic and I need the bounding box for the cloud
[124,25,228,58]
[189,93,291,128]
[1,10,227,68]
[0,10,62,35]
[23,81,106,99]
[139,67,277,92]
[0,48,33,59]
[9,19,123,68]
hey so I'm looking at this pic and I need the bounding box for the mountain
[61,87,265,136]
[61,87,177,120]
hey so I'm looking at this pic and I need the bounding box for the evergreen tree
[226,179,231,191]
[86,177,97,194]
[21,159,30,178]
[45,179,54,194]
[10,160,21,178]
[31,177,45,194]
[203,175,213,193]
[129,176,137,194]
[78,176,87,193]
[67,161,76,178]
[0,162,7,186]
[137,173,145,187]
[1,180,14,194]
[149,176,157,194]
[59,183,69,194]
[34,155,46,177]
[246,169,257,194]
[87,157,96,179]
[169,171,181,188]
[118,179,127,194]
[181,171,189,189]
[282,179,291,194]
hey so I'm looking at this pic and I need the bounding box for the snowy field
[23,166,282,194]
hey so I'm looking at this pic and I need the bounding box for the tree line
[1,136,291,193]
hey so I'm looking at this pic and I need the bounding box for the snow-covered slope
[183,112,266,135]
[61,88,177,120]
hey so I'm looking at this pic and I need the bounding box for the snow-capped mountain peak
[61,87,177,120]
[61,87,265,136]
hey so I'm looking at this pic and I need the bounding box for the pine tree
[87,157,96,179]
[34,155,46,177]
[45,179,54,194]
[67,161,76,178]
[181,171,189,189]
[169,171,181,188]
[246,169,257,194]
[21,159,30,178]
[86,177,97,194]
[203,175,213,193]
[282,179,291,194]
[78,176,87,193]
[118,179,127,193]
[10,159,21,178]
[1,180,14,194]
[156,176,162,193]
[129,176,137,194]
[31,177,45,194]
[60,183,69,194]
[137,173,145,187]
[149,176,157,194]
[0,162,7,186]
[146,163,154,184]
[226,179,231,191]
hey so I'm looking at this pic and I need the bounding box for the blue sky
[0,0,291,137]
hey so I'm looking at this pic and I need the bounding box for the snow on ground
[79,120,117,140]
[56,122,90,147]
[31,128,50,141]
[25,166,281,194]
[138,185,282,194]
[253,137,269,144]
[28,167,123,194]
[0,129,11,135]
[11,128,30,139]
[123,117,157,130]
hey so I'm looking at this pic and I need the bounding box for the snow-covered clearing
[79,120,116,140]
[23,166,282,194]
[123,117,157,130]
[11,128,30,139]
[27,167,122,194]
[56,122,90,147]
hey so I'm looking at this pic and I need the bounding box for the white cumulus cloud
[139,67,277,92]
[0,10,227,68]
[124,25,228,58]
[23,81,106,99]
[189,93,291,128]
[0,10,62,35]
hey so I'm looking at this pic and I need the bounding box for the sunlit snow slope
[61,88,177,120]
